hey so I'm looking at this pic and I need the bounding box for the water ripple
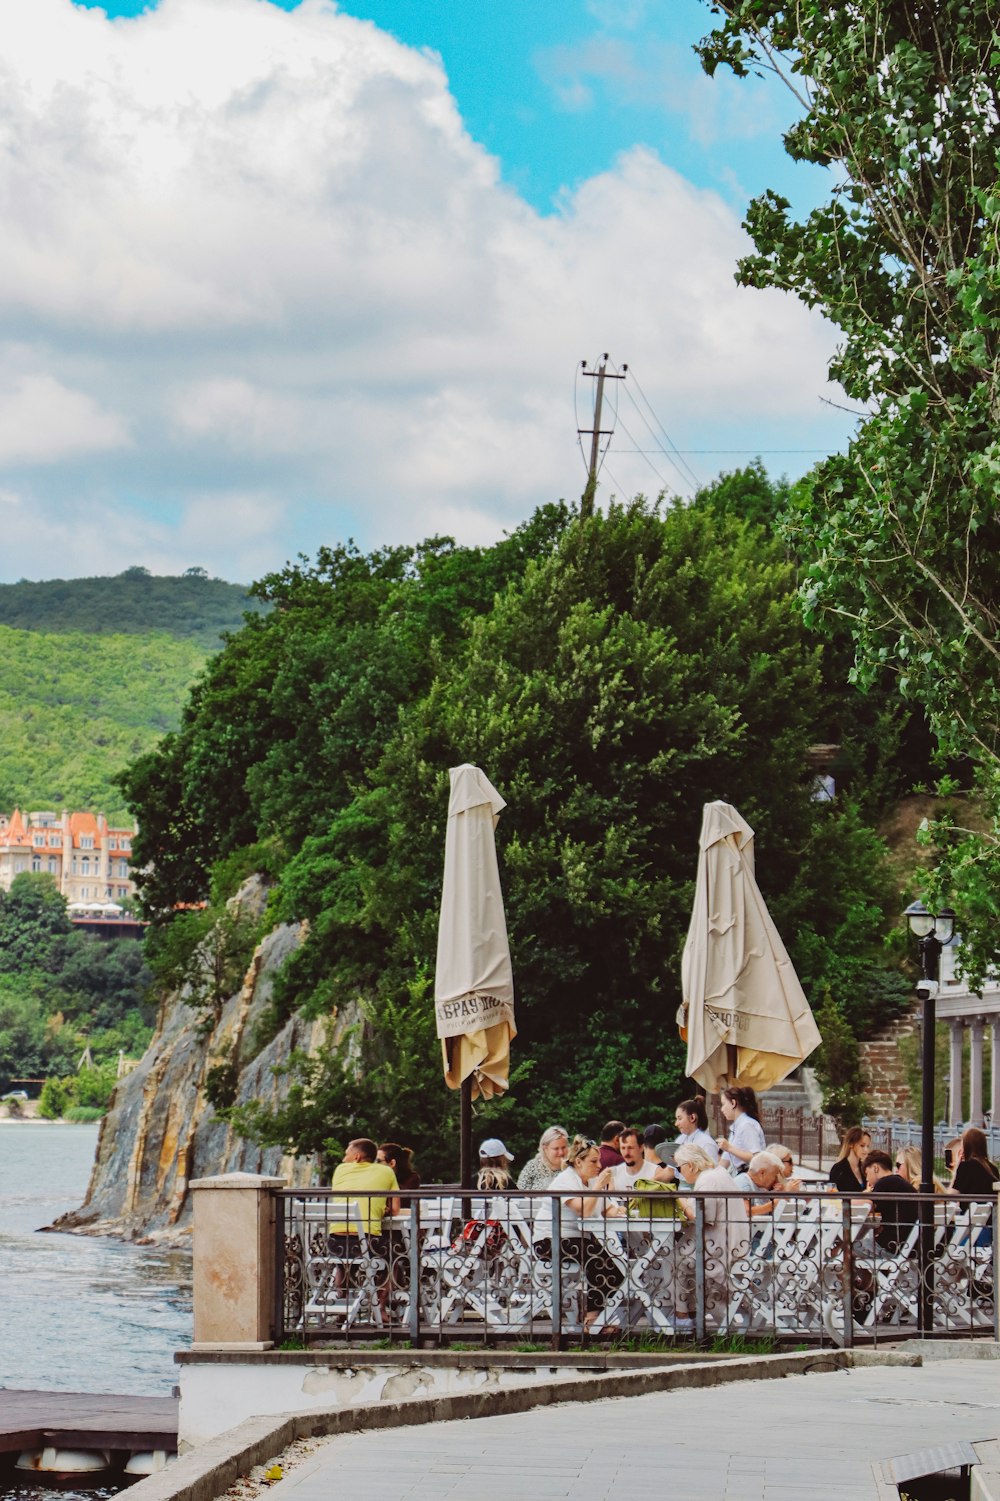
[0,1124,191,1395]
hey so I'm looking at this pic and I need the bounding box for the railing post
[272,1191,286,1343]
[550,1194,563,1352]
[190,1172,286,1347]
[408,1198,421,1343]
[840,1198,854,1349]
[694,1196,706,1344]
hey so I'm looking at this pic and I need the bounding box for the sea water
[0,1123,191,1395]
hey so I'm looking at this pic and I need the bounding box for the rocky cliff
[54,877,333,1241]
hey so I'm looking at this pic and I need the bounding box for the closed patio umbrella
[678,800,820,1094]
[435,764,516,1104]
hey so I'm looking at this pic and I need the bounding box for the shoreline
[0,1114,100,1125]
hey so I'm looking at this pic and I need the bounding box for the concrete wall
[176,1355,605,1449]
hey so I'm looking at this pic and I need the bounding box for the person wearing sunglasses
[766,1143,802,1192]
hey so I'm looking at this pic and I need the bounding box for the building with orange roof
[0,808,136,907]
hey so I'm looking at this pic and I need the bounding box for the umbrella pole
[460,1074,473,1193]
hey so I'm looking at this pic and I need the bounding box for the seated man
[328,1137,398,1247]
[766,1143,803,1192]
[609,1126,671,1193]
[862,1149,918,1253]
[599,1120,627,1169]
[733,1151,785,1216]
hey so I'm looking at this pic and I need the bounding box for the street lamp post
[904,901,956,1189]
[904,900,956,1338]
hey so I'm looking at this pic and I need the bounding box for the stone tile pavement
[264,1358,1000,1500]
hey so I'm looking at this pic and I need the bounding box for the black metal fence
[275,1185,997,1349]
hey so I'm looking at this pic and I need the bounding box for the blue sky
[91,0,824,215]
[0,0,849,582]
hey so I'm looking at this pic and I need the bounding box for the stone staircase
[761,1072,814,1115]
[859,1008,919,1116]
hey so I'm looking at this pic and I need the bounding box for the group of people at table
[324,1091,999,1332]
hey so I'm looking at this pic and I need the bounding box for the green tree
[696,0,1000,972]
[251,501,894,1171]
[0,874,71,972]
[121,510,571,914]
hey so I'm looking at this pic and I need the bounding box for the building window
[109,838,118,850]
[80,836,94,849]
[33,834,45,846]
[48,857,57,873]
[31,857,40,871]
[72,858,78,874]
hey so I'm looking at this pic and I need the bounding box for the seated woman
[455,1139,519,1259]
[895,1144,944,1193]
[674,1143,750,1331]
[828,1126,871,1192]
[947,1128,1000,1197]
[378,1142,421,1213]
[517,1125,570,1191]
[675,1096,719,1161]
[947,1128,999,1247]
[532,1136,626,1330]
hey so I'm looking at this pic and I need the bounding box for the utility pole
[579,354,627,518]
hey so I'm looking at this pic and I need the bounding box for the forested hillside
[0,567,261,650]
[0,873,153,1105]
[0,568,262,817]
[122,474,929,1177]
[0,626,207,818]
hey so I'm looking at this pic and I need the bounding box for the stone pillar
[969,1019,985,1127]
[190,1172,286,1349]
[949,1020,965,1127]
[992,1020,1000,1124]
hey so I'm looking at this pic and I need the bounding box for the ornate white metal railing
[275,1185,998,1349]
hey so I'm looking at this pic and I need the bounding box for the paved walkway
[265,1358,1000,1500]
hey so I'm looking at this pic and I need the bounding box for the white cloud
[0,0,847,581]
[0,373,128,464]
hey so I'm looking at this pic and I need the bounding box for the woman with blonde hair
[531,1136,626,1330]
[829,1126,871,1192]
[517,1125,570,1191]
[895,1144,944,1193]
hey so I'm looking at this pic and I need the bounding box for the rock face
[54,877,338,1241]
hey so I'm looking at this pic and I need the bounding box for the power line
[616,447,837,456]
[612,407,679,495]
[625,369,703,493]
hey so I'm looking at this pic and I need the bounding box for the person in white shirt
[717,1086,766,1174]
[674,1097,720,1162]
[674,1143,750,1330]
[532,1136,626,1329]
[609,1126,670,1193]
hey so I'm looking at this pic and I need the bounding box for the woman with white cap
[477,1137,516,1193]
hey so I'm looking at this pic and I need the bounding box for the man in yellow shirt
[328,1138,398,1240]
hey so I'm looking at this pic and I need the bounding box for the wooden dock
[0,1391,177,1454]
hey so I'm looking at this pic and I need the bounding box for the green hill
[0,568,261,650]
[0,625,208,819]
